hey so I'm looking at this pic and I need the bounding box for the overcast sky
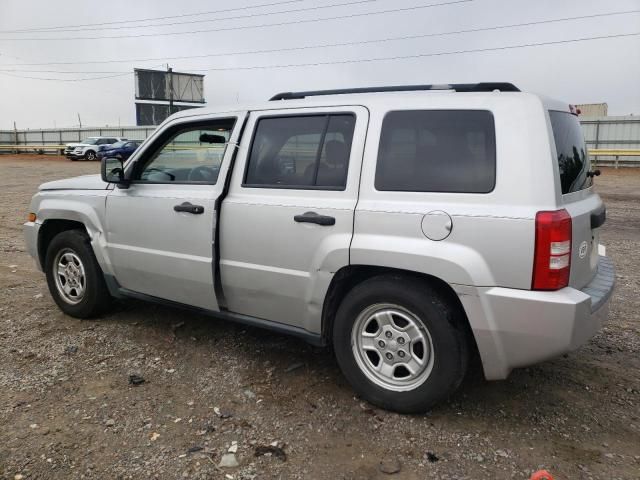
[0,0,639,129]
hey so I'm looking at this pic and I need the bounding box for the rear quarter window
[549,111,592,194]
[375,110,496,193]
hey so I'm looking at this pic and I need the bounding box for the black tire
[332,275,469,413]
[84,150,96,161]
[44,229,112,318]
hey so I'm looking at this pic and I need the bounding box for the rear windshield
[549,111,592,194]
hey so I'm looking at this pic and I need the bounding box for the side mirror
[101,156,127,185]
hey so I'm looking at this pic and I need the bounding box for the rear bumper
[466,255,615,380]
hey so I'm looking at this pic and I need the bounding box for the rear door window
[375,110,496,193]
[244,114,355,189]
[549,111,592,194]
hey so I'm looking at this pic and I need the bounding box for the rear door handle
[173,202,204,214]
[294,211,335,226]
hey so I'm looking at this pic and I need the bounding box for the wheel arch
[322,265,480,361]
[34,193,113,273]
[37,219,88,269]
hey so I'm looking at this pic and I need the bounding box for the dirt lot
[1,155,639,480]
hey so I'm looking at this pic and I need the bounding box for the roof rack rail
[269,82,520,101]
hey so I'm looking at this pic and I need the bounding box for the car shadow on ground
[87,297,603,424]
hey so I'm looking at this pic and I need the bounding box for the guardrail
[2,145,640,168]
[0,144,227,154]
[0,144,66,153]
[590,149,640,168]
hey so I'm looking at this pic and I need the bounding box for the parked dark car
[96,140,140,160]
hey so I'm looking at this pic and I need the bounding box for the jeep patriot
[24,83,615,412]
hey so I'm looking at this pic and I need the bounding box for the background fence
[1,116,639,165]
[0,126,156,153]
[580,116,640,167]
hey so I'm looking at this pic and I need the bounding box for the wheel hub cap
[351,304,435,392]
[53,249,86,305]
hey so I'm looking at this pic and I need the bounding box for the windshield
[81,138,99,145]
[111,141,126,148]
[549,111,592,194]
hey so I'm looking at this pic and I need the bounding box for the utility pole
[168,66,174,115]
[13,121,17,146]
[77,113,82,128]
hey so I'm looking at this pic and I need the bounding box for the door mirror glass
[101,156,125,183]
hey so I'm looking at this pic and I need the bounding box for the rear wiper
[577,168,601,190]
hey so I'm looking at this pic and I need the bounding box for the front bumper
[24,221,42,271]
[470,255,615,380]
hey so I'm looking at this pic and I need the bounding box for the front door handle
[294,211,335,226]
[174,202,204,214]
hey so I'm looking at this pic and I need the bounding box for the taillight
[532,209,572,290]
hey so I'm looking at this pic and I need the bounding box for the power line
[0,9,637,70]
[3,0,379,35]
[0,0,472,41]
[0,32,636,81]
[198,32,640,71]
[0,0,304,33]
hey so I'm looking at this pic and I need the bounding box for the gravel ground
[1,156,639,480]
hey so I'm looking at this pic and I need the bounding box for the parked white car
[25,83,614,412]
[64,136,127,161]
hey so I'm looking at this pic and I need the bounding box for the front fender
[34,192,115,276]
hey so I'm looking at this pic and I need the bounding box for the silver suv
[24,83,615,413]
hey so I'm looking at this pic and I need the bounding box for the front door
[105,115,242,310]
[219,107,367,333]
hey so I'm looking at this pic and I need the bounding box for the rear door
[219,106,367,333]
[549,110,602,289]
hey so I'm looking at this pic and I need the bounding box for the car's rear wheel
[332,275,469,413]
[45,230,111,318]
[85,150,96,161]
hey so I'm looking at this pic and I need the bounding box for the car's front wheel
[44,230,112,318]
[84,150,96,161]
[332,275,469,413]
